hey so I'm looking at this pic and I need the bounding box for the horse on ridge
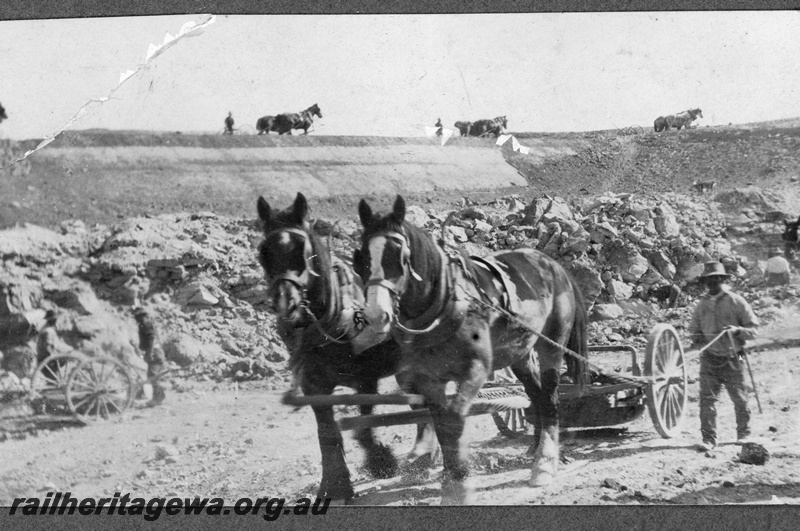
[654,108,702,132]
[272,103,322,135]
[469,116,508,137]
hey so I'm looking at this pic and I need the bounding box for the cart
[485,323,688,438]
[291,323,688,440]
[28,352,138,425]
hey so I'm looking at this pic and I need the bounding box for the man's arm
[687,303,705,348]
[728,296,759,341]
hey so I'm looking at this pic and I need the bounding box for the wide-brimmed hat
[699,261,730,279]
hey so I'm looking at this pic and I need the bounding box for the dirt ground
[2,124,800,507]
[1,325,798,506]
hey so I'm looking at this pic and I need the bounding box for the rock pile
[1,213,290,388]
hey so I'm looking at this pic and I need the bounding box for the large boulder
[404,205,430,228]
[561,260,604,305]
[521,196,574,226]
[591,303,624,321]
[654,203,680,238]
[162,333,229,367]
[599,241,650,283]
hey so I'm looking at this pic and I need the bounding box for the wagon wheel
[489,368,529,438]
[29,353,87,416]
[644,324,688,438]
[64,356,135,424]
[632,125,645,135]
[491,408,529,438]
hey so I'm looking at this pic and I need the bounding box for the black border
[1,1,799,19]
[2,1,798,530]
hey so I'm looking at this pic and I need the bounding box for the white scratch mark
[2,14,216,170]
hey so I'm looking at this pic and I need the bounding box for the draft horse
[272,103,322,135]
[256,115,276,135]
[654,108,702,132]
[469,116,508,137]
[354,196,588,504]
[256,193,436,502]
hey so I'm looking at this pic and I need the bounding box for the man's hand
[723,325,742,335]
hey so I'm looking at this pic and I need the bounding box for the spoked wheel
[491,407,529,438]
[485,368,530,438]
[29,354,86,416]
[65,356,135,424]
[644,324,688,438]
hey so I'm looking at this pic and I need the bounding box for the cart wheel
[65,356,135,424]
[491,408,529,438]
[29,354,86,415]
[644,324,688,438]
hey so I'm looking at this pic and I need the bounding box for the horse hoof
[366,445,398,479]
[529,470,555,487]
[440,478,474,505]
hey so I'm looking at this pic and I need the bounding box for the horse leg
[528,345,563,487]
[395,370,439,468]
[509,355,543,456]
[420,356,489,505]
[353,379,399,480]
[302,376,354,501]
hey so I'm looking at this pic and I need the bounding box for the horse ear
[256,196,272,226]
[358,199,373,227]
[292,193,309,223]
[392,196,406,224]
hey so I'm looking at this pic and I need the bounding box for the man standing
[134,307,167,406]
[224,112,234,134]
[765,249,791,286]
[36,310,69,366]
[688,262,759,451]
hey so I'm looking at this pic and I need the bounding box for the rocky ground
[1,124,800,506]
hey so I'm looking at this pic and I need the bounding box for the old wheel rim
[645,324,688,438]
[65,357,134,424]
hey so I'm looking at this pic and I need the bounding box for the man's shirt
[688,286,758,357]
[766,256,791,275]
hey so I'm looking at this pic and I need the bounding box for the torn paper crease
[2,14,216,170]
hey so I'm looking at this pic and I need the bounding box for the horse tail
[565,279,589,388]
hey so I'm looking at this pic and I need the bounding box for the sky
[1,12,800,140]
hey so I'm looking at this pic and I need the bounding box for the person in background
[765,248,791,286]
[224,112,234,134]
[434,118,443,137]
[688,262,759,451]
[36,309,70,366]
[134,307,167,406]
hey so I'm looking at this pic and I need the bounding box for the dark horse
[272,103,322,135]
[256,193,435,501]
[783,215,800,259]
[453,121,472,137]
[654,108,702,132]
[469,116,507,137]
[256,115,276,135]
[354,196,588,504]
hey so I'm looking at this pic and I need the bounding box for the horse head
[692,108,703,119]
[256,193,327,326]
[355,196,434,340]
[307,103,322,118]
[782,216,800,242]
[497,116,508,129]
